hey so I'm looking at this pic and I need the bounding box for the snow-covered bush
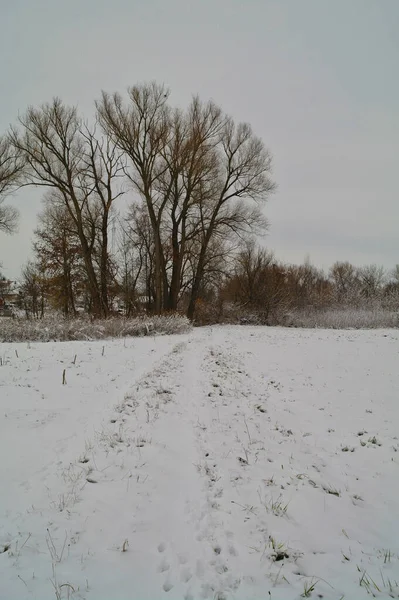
[0,313,191,342]
[199,302,398,329]
[287,308,398,329]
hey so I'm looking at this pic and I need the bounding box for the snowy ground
[1,326,399,600]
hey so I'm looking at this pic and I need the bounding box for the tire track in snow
[55,335,219,600]
[70,334,272,599]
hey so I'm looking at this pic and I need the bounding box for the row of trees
[1,82,397,323]
[15,237,399,322]
[218,244,399,324]
[0,82,275,318]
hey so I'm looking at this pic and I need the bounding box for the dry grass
[0,313,191,342]
[285,308,398,330]
[195,302,398,329]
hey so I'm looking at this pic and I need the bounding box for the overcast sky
[1,0,398,279]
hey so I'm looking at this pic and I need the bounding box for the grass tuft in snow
[51,579,76,600]
[269,536,289,561]
[301,578,318,597]
[46,529,68,564]
[358,567,381,596]
[357,566,399,597]
[322,484,341,497]
[258,490,289,517]
[377,548,397,564]
[368,436,382,446]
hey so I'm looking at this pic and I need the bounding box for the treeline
[14,239,399,325]
[214,247,399,326]
[1,82,397,325]
[0,82,275,319]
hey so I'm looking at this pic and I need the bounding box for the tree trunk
[153,233,162,314]
[187,246,207,320]
[166,226,182,311]
[78,225,103,317]
[62,234,69,317]
[100,219,109,317]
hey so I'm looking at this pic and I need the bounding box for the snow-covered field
[1,326,399,600]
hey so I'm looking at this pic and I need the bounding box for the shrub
[192,302,398,329]
[0,313,191,342]
[286,308,398,329]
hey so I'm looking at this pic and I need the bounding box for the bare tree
[97,82,170,313]
[186,117,275,318]
[123,203,156,310]
[329,261,359,304]
[0,135,22,234]
[233,241,274,306]
[157,97,225,311]
[98,85,276,318]
[33,193,84,316]
[383,264,399,308]
[80,126,125,312]
[20,261,47,319]
[220,241,290,322]
[286,260,330,310]
[390,264,399,286]
[10,99,124,316]
[358,264,385,300]
[117,227,141,315]
[0,267,14,304]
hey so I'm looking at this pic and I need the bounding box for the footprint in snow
[181,567,193,583]
[200,582,214,598]
[196,559,205,577]
[158,559,170,573]
[162,581,173,592]
[214,563,229,574]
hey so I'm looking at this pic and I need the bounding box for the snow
[1,326,399,599]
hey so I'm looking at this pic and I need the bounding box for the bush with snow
[0,313,191,342]
[194,301,399,329]
[287,307,399,329]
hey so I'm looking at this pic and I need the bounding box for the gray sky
[1,0,398,279]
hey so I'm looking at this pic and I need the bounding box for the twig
[20,532,31,552]
[18,575,28,588]
[244,417,252,444]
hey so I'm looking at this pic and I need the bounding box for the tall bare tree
[0,135,23,234]
[122,204,156,310]
[80,127,125,312]
[156,97,225,311]
[10,99,124,316]
[97,82,170,313]
[186,117,275,318]
[98,84,276,318]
